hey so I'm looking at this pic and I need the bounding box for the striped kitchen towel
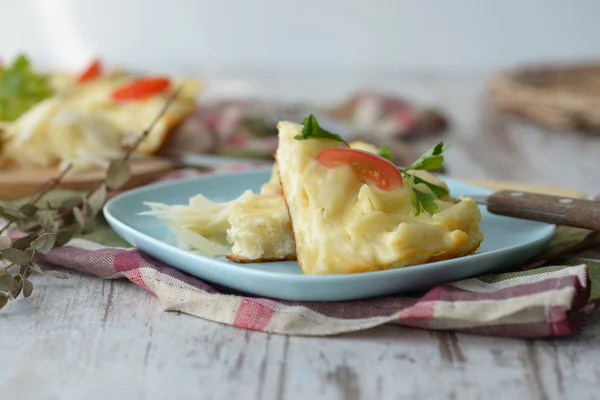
[5,169,600,338]
[32,228,597,338]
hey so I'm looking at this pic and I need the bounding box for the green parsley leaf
[0,54,54,122]
[294,114,349,146]
[411,186,421,216]
[411,175,448,198]
[399,142,451,216]
[403,173,446,216]
[412,187,439,216]
[377,144,394,162]
[407,142,449,171]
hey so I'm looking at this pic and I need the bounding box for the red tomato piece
[111,77,171,101]
[316,148,403,190]
[77,58,102,83]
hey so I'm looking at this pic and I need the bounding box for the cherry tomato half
[316,148,403,190]
[111,77,171,101]
[77,58,102,83]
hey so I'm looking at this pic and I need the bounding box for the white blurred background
[1,0,599,189]
[2,0,600,74]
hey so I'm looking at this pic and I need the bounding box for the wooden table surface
[2,72,600,400]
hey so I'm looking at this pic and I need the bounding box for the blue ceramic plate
[103,168,556,301]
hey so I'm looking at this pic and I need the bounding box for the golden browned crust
[226,253,297,263]
[333,240,482,275]
[225,223,481,270]
[426,239,482,263]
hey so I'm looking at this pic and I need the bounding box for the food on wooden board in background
[0,54,202,172]
[143,115,482,274]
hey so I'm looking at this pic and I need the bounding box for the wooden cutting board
[0,159,587,200]
[0,159,177,200]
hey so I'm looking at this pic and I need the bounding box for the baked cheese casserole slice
[276,120,483,275]
[226,164,296,262]
[143,165,296,262]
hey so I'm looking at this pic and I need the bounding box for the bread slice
[226,164,296,262]
[275,121,483,275]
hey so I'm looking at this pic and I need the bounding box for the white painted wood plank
[1,272,599,400]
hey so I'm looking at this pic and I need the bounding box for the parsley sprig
[294,114,350,146]
[397,142,450,216]
[294,114,449,216]
[379,142,449,216]
[0,54,54,122]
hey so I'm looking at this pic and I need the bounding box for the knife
[468,190,600,230]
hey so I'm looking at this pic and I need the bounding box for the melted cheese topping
[1,70,201,171]
[143,192,238,256]
[142,167,296,261]
[276,121,483,275]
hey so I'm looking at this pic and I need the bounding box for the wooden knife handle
[486,190,600,231]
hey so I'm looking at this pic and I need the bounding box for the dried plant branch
[0,221,12,236]
[29,163,74,204]
[540,230,600,265]
[2,262,15,271]
[0,162,75,236]
[124,87,182,161]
